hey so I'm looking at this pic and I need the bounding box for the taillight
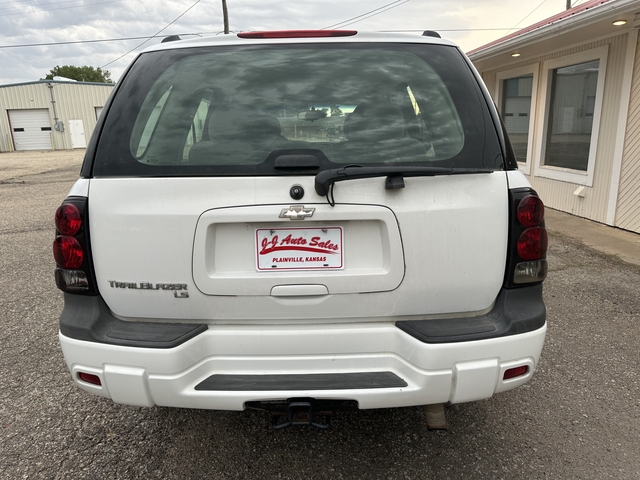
[506,189,548,287]
[53,236,84,268]
[238,30,357,39]
[517,227,548,260]
[53,197,98,295]
[55,203,82,235]
[517,195,544,227]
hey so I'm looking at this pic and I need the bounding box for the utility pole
[222,0,229,34]
[566,0,572,9]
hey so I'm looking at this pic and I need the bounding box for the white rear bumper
[59,321,546,410]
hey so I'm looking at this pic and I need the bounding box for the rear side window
[94,43,502,176]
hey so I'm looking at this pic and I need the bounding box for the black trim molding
[396,285,545,344]
[59,293,207,348]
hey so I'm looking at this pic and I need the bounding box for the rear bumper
[59,287,547,410]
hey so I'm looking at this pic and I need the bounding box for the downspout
[47,83,64,150]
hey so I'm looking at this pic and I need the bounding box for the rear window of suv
[93,43,503,176]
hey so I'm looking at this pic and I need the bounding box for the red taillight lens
[55,204,82,235]
[238,30,357,39]
[517,195,544,227]
[503,366,528,380]
[53,236,84,269]
[517,227,548,261]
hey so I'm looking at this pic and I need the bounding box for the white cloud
[0,0,585,84]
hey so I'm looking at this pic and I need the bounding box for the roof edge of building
[467,0,636,59]
[0,79,115,89]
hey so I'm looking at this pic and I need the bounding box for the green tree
[330,104,344,117]
[44,65,112,83]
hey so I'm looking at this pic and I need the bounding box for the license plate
[256,227,344,271]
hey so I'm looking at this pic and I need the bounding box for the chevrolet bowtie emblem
[279,206,315,220]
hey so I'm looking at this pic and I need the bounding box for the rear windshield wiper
[314,165,495,198]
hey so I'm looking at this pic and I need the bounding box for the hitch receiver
[271,401,330,430]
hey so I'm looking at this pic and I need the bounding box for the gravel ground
[1,150,639,479]
[0,149,85,182]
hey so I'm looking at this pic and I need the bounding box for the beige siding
[0,82,113,152]
[481,71,496,94]
[617,32,640,233]
[481,33,630,224]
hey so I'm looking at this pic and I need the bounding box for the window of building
[544,60,599,171]
[496,64,539,175]
[534,47,608,186]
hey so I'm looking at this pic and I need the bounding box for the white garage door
[9,109,53,151]
[503,97,531,134]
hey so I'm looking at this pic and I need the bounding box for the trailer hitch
[271,400,330,430]
[246,398,358,430]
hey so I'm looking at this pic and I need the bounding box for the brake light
[53,236,84,269]
[517,195,544,227]
[53,197,98,295]
[238,30,357,39]
[517,227,548,260]
[505,189,548,287]
[55,203,82,235]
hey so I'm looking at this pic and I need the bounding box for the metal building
[0,80,114,152]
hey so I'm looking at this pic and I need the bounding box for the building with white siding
[0,80,114,153]
[469,0,640,234]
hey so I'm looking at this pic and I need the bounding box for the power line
[0,0,100,13]
[0,0,126,17]
[509,0,552,32]
[0,33,205,49]
[100,0,203,68]
[0,27,525,51]
[322,0,410,30]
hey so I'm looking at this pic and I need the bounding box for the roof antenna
[422,31,441,38]
[162,35,182,43]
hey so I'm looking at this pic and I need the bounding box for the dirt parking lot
[0,149,85,182]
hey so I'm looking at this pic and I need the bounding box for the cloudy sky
[0,0,588,84]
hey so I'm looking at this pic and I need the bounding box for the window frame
[495,63,539,175]
[533,46,608,187]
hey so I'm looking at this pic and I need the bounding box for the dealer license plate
[256,227,344,271]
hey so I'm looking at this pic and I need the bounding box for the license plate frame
[255,227,344,271]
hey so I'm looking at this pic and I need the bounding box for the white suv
[54,30,547,425]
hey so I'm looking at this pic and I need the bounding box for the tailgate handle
[270,285,328,297]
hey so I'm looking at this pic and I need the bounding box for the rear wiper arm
[314,165,495,197]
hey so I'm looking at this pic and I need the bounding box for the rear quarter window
[93,43,502,176]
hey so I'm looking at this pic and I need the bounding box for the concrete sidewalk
[545,208,640,267]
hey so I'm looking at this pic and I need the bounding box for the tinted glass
[501,75,533,163]
[544,60,599,171]
[93,43,503,176]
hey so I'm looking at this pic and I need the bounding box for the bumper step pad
[195,372,407,391]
